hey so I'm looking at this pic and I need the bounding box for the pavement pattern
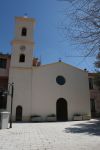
[0,119,100,150]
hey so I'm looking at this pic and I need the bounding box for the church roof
[33,61,87,74]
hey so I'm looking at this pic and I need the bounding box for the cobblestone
[0,119,100,150]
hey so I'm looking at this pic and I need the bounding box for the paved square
[0,119,100,150]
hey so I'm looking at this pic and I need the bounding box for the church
[7,16,91,122]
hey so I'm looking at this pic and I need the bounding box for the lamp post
[8,82,14,128]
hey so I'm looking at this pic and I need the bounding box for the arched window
[19,54,25,62]
[21,27,27,36]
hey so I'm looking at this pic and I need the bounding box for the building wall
[31,62,90,121]
[7,67,32,121]
[14,17,35,42]
[7,62,91,121]
[88,73,100,116]
[0,55,10,77]
[0,54,10,110]
[11,44,33,68]
[0,77,8,89]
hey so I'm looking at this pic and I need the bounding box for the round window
[56,76,66,85]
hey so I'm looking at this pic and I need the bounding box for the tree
[94,49,100,89]
[95,50,100,68]
[58,0,100,88]
[58,0,100,56]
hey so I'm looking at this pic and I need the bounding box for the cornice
[15,17,36,25]
[11,40,34,46]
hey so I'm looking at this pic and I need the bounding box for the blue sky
[0,0,96,72]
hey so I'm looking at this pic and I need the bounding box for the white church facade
[7,16,91,121]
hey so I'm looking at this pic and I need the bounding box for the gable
[33,61,87,75]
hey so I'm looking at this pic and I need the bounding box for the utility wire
[65,55,96,57]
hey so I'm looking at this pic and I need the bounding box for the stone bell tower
[11,16,35,68]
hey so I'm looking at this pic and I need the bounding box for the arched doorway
[56,98,68,121]
[16,106,22,121]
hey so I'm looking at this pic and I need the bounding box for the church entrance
[56,98,68,121]
[16,106,22,121]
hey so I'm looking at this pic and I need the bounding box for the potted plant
[46,114,56,122]
[73,113,82,121]
[82,114,91,120]
[30,115,42,122]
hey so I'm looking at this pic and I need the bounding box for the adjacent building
[88,73,100,117]
[0,53,10,109]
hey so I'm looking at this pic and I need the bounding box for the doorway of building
[16,105,22,121]
[56,98,68,121]
[90,99,96,118]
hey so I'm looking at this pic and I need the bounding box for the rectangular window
[0,91,7,109]
[89,78,93,89]
[0,58,7,69]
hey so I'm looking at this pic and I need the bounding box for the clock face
[20,45,26,51]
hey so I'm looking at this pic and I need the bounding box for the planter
[73,115,82,121]
[82,115,91,120]
[31,116,42,122]
[46,116,56,122]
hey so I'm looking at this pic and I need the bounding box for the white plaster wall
[32,62,91,120]
[11,44,33,68]
[7,67,32,121]
[7,17,35,121]
[15,19,34,42]
[11,17,35,68]
[7,62,90,121]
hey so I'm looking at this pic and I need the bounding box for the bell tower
[11,16,35,68]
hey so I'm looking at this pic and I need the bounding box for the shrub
[31,115,41,118]
[47,114,56,117]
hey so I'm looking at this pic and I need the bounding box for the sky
[0,0,96,72]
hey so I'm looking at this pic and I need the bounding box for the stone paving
[0,119,100,150]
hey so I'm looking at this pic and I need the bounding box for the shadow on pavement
[64,119,100,136]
